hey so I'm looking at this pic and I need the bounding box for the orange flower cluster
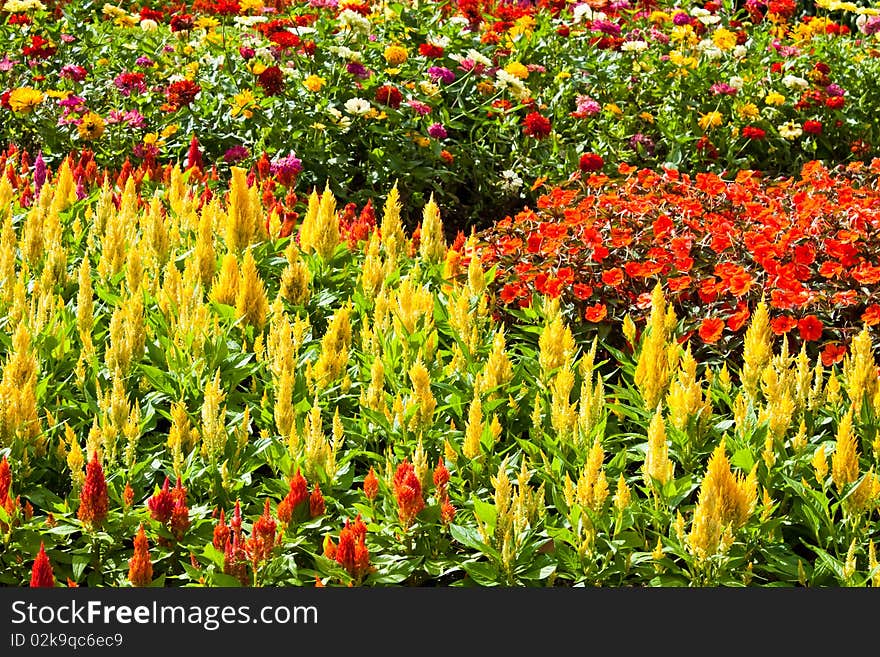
[77,453,108,529]
[324,515,371,584]
[128,525,153,587]
[147,476,190,542]
[277,468,323,523]
[480,160,880,357]
[30,543,55,588]
[392,459,425,530]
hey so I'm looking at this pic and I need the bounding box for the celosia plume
[30,543,55,588]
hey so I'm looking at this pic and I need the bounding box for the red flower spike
[363,467,379,501]
[147,476,173,524]
[128,525,153,587]
[78,453,108,528]
[392,460,425,530]
[30,543,55,588]
[309,484,325,518]
[433,457,450,497]
[213,508,230,550]
[251,499,277,564]
[278,469,309,523]
[0,455,10,506]
[123,482,134,509]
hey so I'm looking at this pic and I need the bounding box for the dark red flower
[699,317,725,343]
[147,476,174,524]
[375,84,402,109]
[257,66,284,96]
[522,112,552,139]
[418,43,445,58]
[165,80,201,110]
[803,120,823,135]
[433,457,450,496]
[30,543,55,588]
[742,126,766,140]
[579,153,604,172]
[0,456,10,507]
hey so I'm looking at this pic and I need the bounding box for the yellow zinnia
[9,87,44,114]
[504,61,529,80]
[77,112,105,140]
[383,45,408,66]
[698,111,723,131]
[303,75,326,92]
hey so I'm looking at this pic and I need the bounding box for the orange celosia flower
[0,456,10,507]
[78,453,108,528]
[363,467,379,501]
[128,525,153,587]
[147,476,173,523]
[250,499,277,564]
[277,469,309,523]
[30,543,55,588]
[213,508,230,550]
[309,484,325,518]
[433,457,450,498]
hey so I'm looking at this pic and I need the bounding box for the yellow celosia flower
[644,409,674,490]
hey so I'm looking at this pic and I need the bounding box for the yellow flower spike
[419,193,446,264]
[462,391,484,461]
[643,408,674,491]
[614,474,631,513]
[741,297,772,402]
[380,182,406,262]
[843,327,877,410]
[869,541,880,587]
[634,283,675,410]
[812,444,829,485]
[209,252,240,307]
[831,407,859,493]
[234,249,269,331]
[313,301,353,389]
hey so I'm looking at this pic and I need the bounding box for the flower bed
[0,157,878,587]
[2,0,880,228]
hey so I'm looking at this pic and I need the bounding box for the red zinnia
[78,453,108,528]
[579,153,604,172]
[861,304,880,326]
[418,43,444,58]
[375,84,402,109]
[392,459,424,529]
[522,112,552,139]
[165,79,201,110]
[30,543,55,588]
[128,525,153,587]
[797,315,823,342]
[803,120,822,135]
[742,126,766,140]
[699,317,725,344]
[257,66,284,96]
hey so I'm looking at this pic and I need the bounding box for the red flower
[213,508,230,550]
[770,315,798,335]
[123,482,134,509]
[185,135,203,171]
[0,455,10,507]
[699,317,725,343]
[78,453,108,528]
[803,120,822,135]
[128,525,153,587]
[169,478,190,541]
[250,499,277,564]
[392,459,424,529]
[433,457,450,497]
[522,112,552,139]
[30,543,55,588]
[861,304,880,326]
[257,66,284,96]
[363,467,379,501]
[375,84,402,109]
[165,80,201,110]
[602,268,624,287]
[742,126,766,140]
[579,153,604,172]
[277,469,309,523]
[440,498,456,525]
[584,303,608,322]
[309,484,325,518]
[418,43,444,58]
[821,343,847,367]
[797,315,823,342]
[335,516,371,582]
[147,476,174,524]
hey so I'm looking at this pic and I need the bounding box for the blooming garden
[2,0,880,587]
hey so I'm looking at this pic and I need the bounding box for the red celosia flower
[223,532,248,586]
[128,525,153,587]
[440,497,456,525]
[213,508,230,550]
[170,498,190,541]
[0,455,10,507]
[392,460,424,529]
[123,482,134,509]
[363,467,379,501]
[375,84,402,109]
[309,484,325,518]
[699,317,725,344]
[257,66,284,96]
[250,499,276,564]
[798,315,823,342]
[334,516,370,583]
[579,153,604,172]
[433,457,450,497]
[277,469,309,523]
[584,302,608,323]
[147,476,174,523]
[821,343,847,367]
[522,112,552,139]
[185,135,203,171]
[30,543,55,588]
[78,453,108,528]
